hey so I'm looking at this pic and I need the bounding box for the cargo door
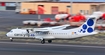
[51,6,58,14]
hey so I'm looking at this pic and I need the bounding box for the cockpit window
[10,31,13,32]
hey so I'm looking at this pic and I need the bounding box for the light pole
[38,6,41,21]
[38,14,41,21]
[70,0,73,15]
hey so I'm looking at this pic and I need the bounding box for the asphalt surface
[0,11,55,32]
[0,42,105,55]
[0,11,55,27]
[0,11,55,19]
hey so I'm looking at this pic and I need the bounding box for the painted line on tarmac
[0,42,105,49]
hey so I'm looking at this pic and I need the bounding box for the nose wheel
[10,38,13,42]
[41,39,45,44]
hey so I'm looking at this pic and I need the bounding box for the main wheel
[41,39,45,44]
[48,40,52,43]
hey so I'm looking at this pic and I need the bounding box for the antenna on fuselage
[26,29,30,37]
[26,29,29,33]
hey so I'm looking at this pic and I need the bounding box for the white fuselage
[6,28,97,40]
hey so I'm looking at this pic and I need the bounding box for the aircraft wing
[35,30,49,35]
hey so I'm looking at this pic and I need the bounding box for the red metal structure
[38,5,45,14]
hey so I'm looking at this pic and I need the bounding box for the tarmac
[0,42,105,55]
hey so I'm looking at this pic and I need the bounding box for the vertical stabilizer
[78,15,99,33]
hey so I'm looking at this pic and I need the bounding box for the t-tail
[78,15,99,34]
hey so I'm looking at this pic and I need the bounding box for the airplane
[6,15,99,44]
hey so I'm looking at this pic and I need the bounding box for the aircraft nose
[6,32,11,37]
[6,33,9,37]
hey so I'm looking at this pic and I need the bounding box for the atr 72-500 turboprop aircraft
[6,15,98,44]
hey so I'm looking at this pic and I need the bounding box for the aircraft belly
[10,36,35,38]
[54,35,69,39]
[11,37,35,39]
[43,36,55,39]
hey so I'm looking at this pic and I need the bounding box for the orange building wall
[21,3,37,14]
[20,2,92,14]
[72,3,91,14]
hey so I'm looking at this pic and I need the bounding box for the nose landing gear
[10,38,13,42]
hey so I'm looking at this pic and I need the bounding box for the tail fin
[78,15,99,33]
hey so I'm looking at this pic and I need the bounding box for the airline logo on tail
[79,18,95,33]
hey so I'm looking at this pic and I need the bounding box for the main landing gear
[48,40,52,43]
[41,39,45,44]
[41,39,52,44]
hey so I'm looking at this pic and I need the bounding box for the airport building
[0,0,105,15]
[20,1,105,15]
[0,0,59,11]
